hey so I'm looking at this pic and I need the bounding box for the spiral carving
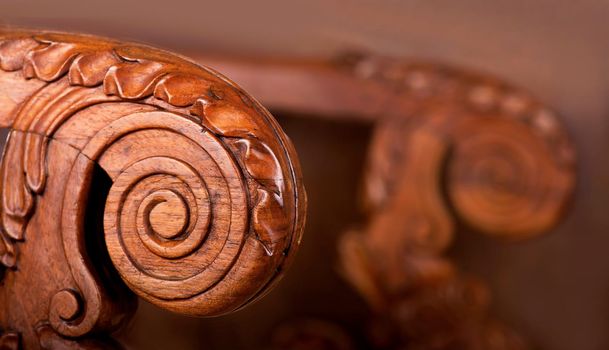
[95,111,256,314]
[353,56,576,240]
[0,30,305,346]
[447,116,573,238]
[339,55,576,349]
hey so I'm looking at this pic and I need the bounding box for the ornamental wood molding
[0,30,306,349]
[337,57,576,349]
[0,29,577,350]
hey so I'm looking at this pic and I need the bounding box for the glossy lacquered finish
[0,30,306,349]
[0,29,578,350]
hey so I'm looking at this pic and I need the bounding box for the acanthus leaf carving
[68,51,121,87]
[0,37,38,72]
[153,73,213,107]
[23,42,80,81]
[103,59,168,99]
[0,30,306,348]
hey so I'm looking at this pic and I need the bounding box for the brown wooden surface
[0,31,306,349]
[192,55,575,347]
[1,2,608,348]
[337,57,575,349]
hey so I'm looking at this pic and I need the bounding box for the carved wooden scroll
[338,56,575,349]
[0,31,306,349]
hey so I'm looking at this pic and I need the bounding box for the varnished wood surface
[113,52,576,349]
[0,30,583,349]
[10,3,598,349]
[0,5,605,346]
[0,30,306,349]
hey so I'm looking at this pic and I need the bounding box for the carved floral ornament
[0,31,305,349]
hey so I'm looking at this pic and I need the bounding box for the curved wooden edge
[0,30,306,349]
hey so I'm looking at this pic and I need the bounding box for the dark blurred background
[2,1,609,349]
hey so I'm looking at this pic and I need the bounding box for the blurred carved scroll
[338,56,575,350]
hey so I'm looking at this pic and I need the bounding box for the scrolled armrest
[0,30,305,349]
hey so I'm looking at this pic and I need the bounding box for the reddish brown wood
[336,56,576,349]
[0,29,578,350]
[193,53,576,349]
[0,30,306,349]
[200,52,576,349]
[193,55,389,121]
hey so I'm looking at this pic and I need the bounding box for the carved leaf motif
[1,213,26,244]
[241,139,281,181]
[154,74,212,107]
[23,42,80,81]
[2,213,26,241]
[0,35,304,347]
[103,60,168,99]
[229,138,283,192]
[0,38,39,71]
[201,103,259,138]
[0,35,293,266]
[69,51,121,87]
[253,188,289,256]
[24,134,49,193]
[2,132,34,223]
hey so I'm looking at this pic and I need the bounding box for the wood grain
[0,30,306,349]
